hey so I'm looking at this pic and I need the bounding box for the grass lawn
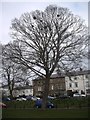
[2,108,89,118]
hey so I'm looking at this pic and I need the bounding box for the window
[25,90,28,93]
[86,81,90,87]
[81,90,85,94]
[86,89,90,94]
[86,81,88,87]
[51,85,54,90]
[38,86,42,91]
[75,82,78,87]
[69,83,72,88]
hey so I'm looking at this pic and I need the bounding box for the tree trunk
[7,73,14,99]
[42,77,50,109]
[9,89,13,99]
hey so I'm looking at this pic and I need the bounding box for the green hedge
[4,100,35,108]
[3,97,89,109]
[52,97,89,108]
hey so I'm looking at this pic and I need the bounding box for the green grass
[2,108,89,118]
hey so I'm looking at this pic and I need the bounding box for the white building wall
[24,89,33,96]
[13,88,33,97]
[84,74,90,95]
[65,75,86,94]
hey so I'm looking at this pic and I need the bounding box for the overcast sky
[0,0,88,44]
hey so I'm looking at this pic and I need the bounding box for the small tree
[7,5,88,107]
[2,44,30,98]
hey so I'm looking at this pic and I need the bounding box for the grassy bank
[2,108,89,118]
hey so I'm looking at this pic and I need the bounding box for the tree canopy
[8,5,88,78]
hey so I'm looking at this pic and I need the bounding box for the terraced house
[2,81,33,97]
[65,70,90,96]
[33,74,66,97]
[33,70,90,97]
[1,70,90,98]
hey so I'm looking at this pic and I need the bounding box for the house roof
[66,70,90,76]
[33,70,90,81]
[1,84,32,90]
[32,74,65,81]
[50,74,65,78]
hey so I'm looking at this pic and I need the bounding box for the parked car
[73,93,86,97]
[73,93,80,97]
[16,97,27,101]
[26,95,32,100]
[31,96,40,101]
[58,95,70,99]
[0,102,7,108]
[34,99,54,108]
[48,96,56,99]
[2,97,11,101]
[26,96,40,101]
[81,94,86,97]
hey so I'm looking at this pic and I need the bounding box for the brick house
[33,74,66,97]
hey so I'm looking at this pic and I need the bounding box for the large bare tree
[6,5,88,107]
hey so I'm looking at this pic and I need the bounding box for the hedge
[3,97,89,109]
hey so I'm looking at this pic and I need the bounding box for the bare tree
[2,44,30,98]
[6,5,88,107]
